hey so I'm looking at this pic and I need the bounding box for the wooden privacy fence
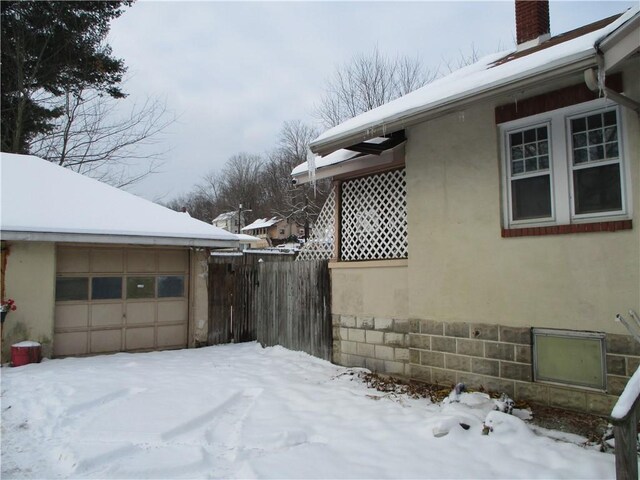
[208,258,332,361]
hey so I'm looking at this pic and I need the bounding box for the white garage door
[54,247,189,356]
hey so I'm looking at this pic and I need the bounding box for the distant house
[0,154,238,361]
[294,2,640,415]
[242,217,303,247]
[212,211,243,234]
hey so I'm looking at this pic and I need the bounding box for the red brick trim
[502,220,632,238]
[495,74,623,124]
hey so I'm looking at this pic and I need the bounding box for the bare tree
[217,153,267,218]
[440,44,481,75]
[29,87,174,188]
[316,46,438,128]
[264,120,330,239]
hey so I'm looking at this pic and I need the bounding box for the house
[212,210,244,234]
[242,217,304,247]
[294,1,640,415]
[236,233,262,250]
[0,153,238,361]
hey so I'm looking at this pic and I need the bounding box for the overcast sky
[107,0,636,203]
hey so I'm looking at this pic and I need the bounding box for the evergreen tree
[1,1,132,153]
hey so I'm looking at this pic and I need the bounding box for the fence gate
[208,258,332,360]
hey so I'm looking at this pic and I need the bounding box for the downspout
[584,51,640,115]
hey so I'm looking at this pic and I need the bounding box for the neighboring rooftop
[242,217,282,232]
[0,153,239,248]
[212,211,238,223]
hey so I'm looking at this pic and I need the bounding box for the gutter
[0,231,239,249]
[310,53,598,156]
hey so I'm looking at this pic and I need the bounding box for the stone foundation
[332,314,640,416]
[333,315,411,376]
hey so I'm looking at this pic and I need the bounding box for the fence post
[611,395,640,480]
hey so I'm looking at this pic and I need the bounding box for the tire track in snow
[71,388,263,478]
[203,388,262,460]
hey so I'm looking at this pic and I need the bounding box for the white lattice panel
[341,169,407,261]
[297,187,336,261]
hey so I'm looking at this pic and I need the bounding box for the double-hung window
[501,100,628,229]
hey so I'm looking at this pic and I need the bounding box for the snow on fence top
[611,365,640,420]
[0,153,238,247]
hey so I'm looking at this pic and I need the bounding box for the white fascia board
[1,231,239,249]
[292,144,404,185]
[310,53,597,156]
[598,15,640,71]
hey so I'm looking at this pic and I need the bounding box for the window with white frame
[501,100,628,228]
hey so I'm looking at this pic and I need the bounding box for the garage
[54,246,190,356]
[1,154,238,362]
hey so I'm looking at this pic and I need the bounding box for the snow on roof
[310,7,638,154]
[0,153,239,248]
[212,211,238,223]
[242,217,282,231]
[236,233,260,242]
[291,149,361,177]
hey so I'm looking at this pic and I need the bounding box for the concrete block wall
[332,314,411,376]
[332,314,640,416]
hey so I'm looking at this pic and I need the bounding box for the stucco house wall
[406,65,639,334]
[1,242,56,360]
[330,62,639,415]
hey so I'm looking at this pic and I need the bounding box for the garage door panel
[54,332,88,356]
[91,249,123,273]
[57,248,90,273]
[56,247,189,356]
[126,302,156,325]
[125,327,155,350]
[127,250,156,273]
[91,304,123,327]
[157,300,188,324]
[158,325,187,348]
[55,304,89,329]
[158,250,188,272]
[91,329,122,353]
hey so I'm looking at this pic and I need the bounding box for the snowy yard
[1,342,615,479]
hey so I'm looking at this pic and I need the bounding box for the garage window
[56,277,88,301]
[158,275,185,298]
[91,277,123,300]
[127,277,156,299]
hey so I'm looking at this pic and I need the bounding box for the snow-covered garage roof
[308,6,639,157]
[0,153,239,248]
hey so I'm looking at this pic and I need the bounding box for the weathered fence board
[208,258,331,360]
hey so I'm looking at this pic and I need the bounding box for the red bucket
[11,341,42,367]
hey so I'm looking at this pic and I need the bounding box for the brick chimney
[515,0,550,46]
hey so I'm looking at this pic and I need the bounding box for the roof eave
[1,231,239,249]
[597,13,640,71]
[310,53,598,156]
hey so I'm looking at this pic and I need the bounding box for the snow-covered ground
[1,343,615,479]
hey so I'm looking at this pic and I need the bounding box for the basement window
[532,328,606,390]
